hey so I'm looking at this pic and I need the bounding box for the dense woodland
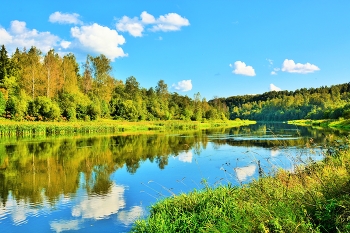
[1,44,349,123]
[0,45,228,122]
[216,82,350,121]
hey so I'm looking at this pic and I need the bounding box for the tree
[0,91,5,116]
[18,47,44,99]
[80,56,93,95]
[90,54,114,101]
[61,53,80,94]
[44,49,62,98]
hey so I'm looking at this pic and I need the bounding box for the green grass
[0,119,256,137]
[131,138,350,232]
[288,119,350,130]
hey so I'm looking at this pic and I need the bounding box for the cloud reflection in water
[235,165,256,182]
[72,184,126,220]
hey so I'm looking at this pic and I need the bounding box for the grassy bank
[0,119,256,137]
[288,119,350,130]
[131,138,350,232]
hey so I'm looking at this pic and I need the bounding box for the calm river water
[0,123,347,232]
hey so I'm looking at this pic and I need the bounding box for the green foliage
[0,91,5,116]
[28,96,61,121]
[222,83,350,121]
[0,45,230,123]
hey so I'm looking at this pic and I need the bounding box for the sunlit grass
[0,119,256,137]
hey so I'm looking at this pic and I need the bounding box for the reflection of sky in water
[234,165,256,182]
[175,151,193,163]
[72,184,125,220]
[50,220,80,233]
[0,125,328,232]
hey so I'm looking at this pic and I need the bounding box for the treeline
[218,83,350,121]
[0,45,228,121]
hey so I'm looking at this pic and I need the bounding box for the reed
[0,119,256,137]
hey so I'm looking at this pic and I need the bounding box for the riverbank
[131,138,350,232]
[288,119,350,130]
[0,119,256,137]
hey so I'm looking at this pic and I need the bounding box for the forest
[0,45,228,122]
[2,43,349,124]
[217,82,350,121]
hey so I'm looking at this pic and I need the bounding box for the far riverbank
[0,119,256,137]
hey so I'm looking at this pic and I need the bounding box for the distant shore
[288,119,350,130]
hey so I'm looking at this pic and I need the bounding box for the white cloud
[230,61,256,76]
[50,220,81,233]
[60,40,71,49]
[270,68,280,75]
[176,151,193,163]
[172,79,192,92]
[141,11,156,24]
[151,13,190,32]
[269,83,281,92]
[234,164,256,182]
[0,20,61,53]
[10,20,26,34]
[72,184,126,219]
[117,206,144,225]
[49,12,82,25]
[116,16,144,37]
[267,59,273,65]
[281,59,320,74]
[0,28,12,44]
[71,23,127,61]
[116,11,190,37]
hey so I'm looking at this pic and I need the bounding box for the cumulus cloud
[72,184,126,219]
[60,40,71,49]
[281,59,320,74]
[172,80,192,92]
[0,20,62,53]
[269,83,281,92]
[140,11,156,24]
[230,61,256,76]
[116,11,189,37]
[234,164,256,182]
[49,12,82,25]
[71,23,127,61]
[0,28,12,44]
[116,16,144,37]
[151,13,190,32]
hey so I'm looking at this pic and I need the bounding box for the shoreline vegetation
[131,137,350,232]
[288,119,350,130]
[0,119,256,137]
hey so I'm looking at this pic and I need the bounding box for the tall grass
[131,137,350,232]
[0,119,256,137]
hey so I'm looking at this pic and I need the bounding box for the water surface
[0,123,346,232]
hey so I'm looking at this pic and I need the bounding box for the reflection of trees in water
[0,123,346,207]
[0,131,210,206]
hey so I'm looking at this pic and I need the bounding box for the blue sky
[0,1,349,100]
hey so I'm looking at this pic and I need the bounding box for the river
[0,123,347,232]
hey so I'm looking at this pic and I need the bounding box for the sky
[0,1,350,100]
